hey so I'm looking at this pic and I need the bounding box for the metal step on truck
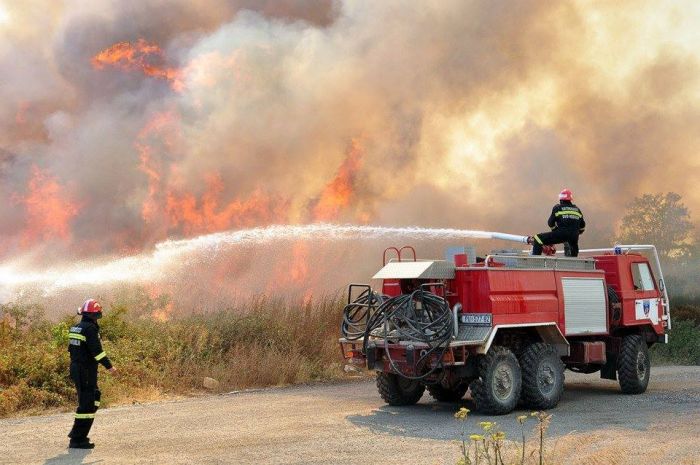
[339,242,670,414]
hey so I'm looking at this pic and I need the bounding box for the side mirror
[659,278,665,292]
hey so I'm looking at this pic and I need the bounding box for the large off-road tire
[376,372,425,406]
[426,382,469,402]
[469,346,522,415]
[520,343,565,409]
[618,335,650,394]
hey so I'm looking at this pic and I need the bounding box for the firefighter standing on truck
[529,188,586,257]
[67,299,116,449]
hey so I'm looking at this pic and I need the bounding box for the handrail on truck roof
[482,253,596,271]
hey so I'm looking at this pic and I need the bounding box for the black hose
[362,288,454,380]
[340,288,383,340]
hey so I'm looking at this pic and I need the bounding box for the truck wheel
[618,335,650,394]
[376,372,425,406]
[426,383,469,402]
[469,346,521,415]
[520,343,565,409]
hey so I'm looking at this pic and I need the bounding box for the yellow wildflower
[517,415,528,424]
[454,407,470,420]
[470,434,485,441]
[479,421,493,431]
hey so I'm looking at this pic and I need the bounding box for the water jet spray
[0,224,530,301]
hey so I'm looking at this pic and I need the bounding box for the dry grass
[0,292,347,417]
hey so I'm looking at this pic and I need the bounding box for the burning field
[1,1,700,315]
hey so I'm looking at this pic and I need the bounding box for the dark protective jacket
[68,317,113,369]
[547,200,586,233]
[533,200,586,256]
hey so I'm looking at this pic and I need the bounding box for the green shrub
[669,304,700,325]
[651,319,700,365]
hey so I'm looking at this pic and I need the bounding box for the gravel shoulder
[1,366,698,465]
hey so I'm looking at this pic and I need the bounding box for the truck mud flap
[600,352,617,380]
[366,345,377,370]
[405,345,415,366]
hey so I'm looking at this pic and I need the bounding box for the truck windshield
[631,262,655,291]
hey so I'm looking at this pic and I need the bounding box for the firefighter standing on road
[67,299,116,449]
[529,189,586,257]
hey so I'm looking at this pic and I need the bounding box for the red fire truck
[340,244,670,414]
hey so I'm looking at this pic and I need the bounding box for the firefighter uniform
[532,201,586,257]
[67,316,112,446]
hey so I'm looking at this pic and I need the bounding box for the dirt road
[2,366,699,465]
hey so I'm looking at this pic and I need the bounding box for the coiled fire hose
[341,288,384,340]
[343,288,454,380]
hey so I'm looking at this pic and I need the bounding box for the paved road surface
[2,366,699,465]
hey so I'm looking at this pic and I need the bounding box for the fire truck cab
[340,245,670,414]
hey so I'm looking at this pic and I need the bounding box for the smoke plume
[1,1,699,309]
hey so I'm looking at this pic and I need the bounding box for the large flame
[313,139,364,221]
[13,165,80,247]
[135,110,179,226]
[134,110,288,238]
[165,175,287,235]
[92,39,183,91]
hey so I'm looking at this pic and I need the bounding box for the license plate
[460,313,492,326]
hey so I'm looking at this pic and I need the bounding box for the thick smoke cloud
[0,1,699,296]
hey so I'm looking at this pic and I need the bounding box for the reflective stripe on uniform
[75,413,95,419]
[94,401,101,407]
[68,333,86,341]
[534,235,543,245]
[94,351,107,361]
[555,210,582,217]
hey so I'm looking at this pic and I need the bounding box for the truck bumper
[339,338,469,375]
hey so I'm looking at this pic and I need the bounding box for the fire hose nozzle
[490,232,531,244]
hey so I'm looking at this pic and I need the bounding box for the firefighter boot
[68,415,95,445]
[68,438,95,449]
